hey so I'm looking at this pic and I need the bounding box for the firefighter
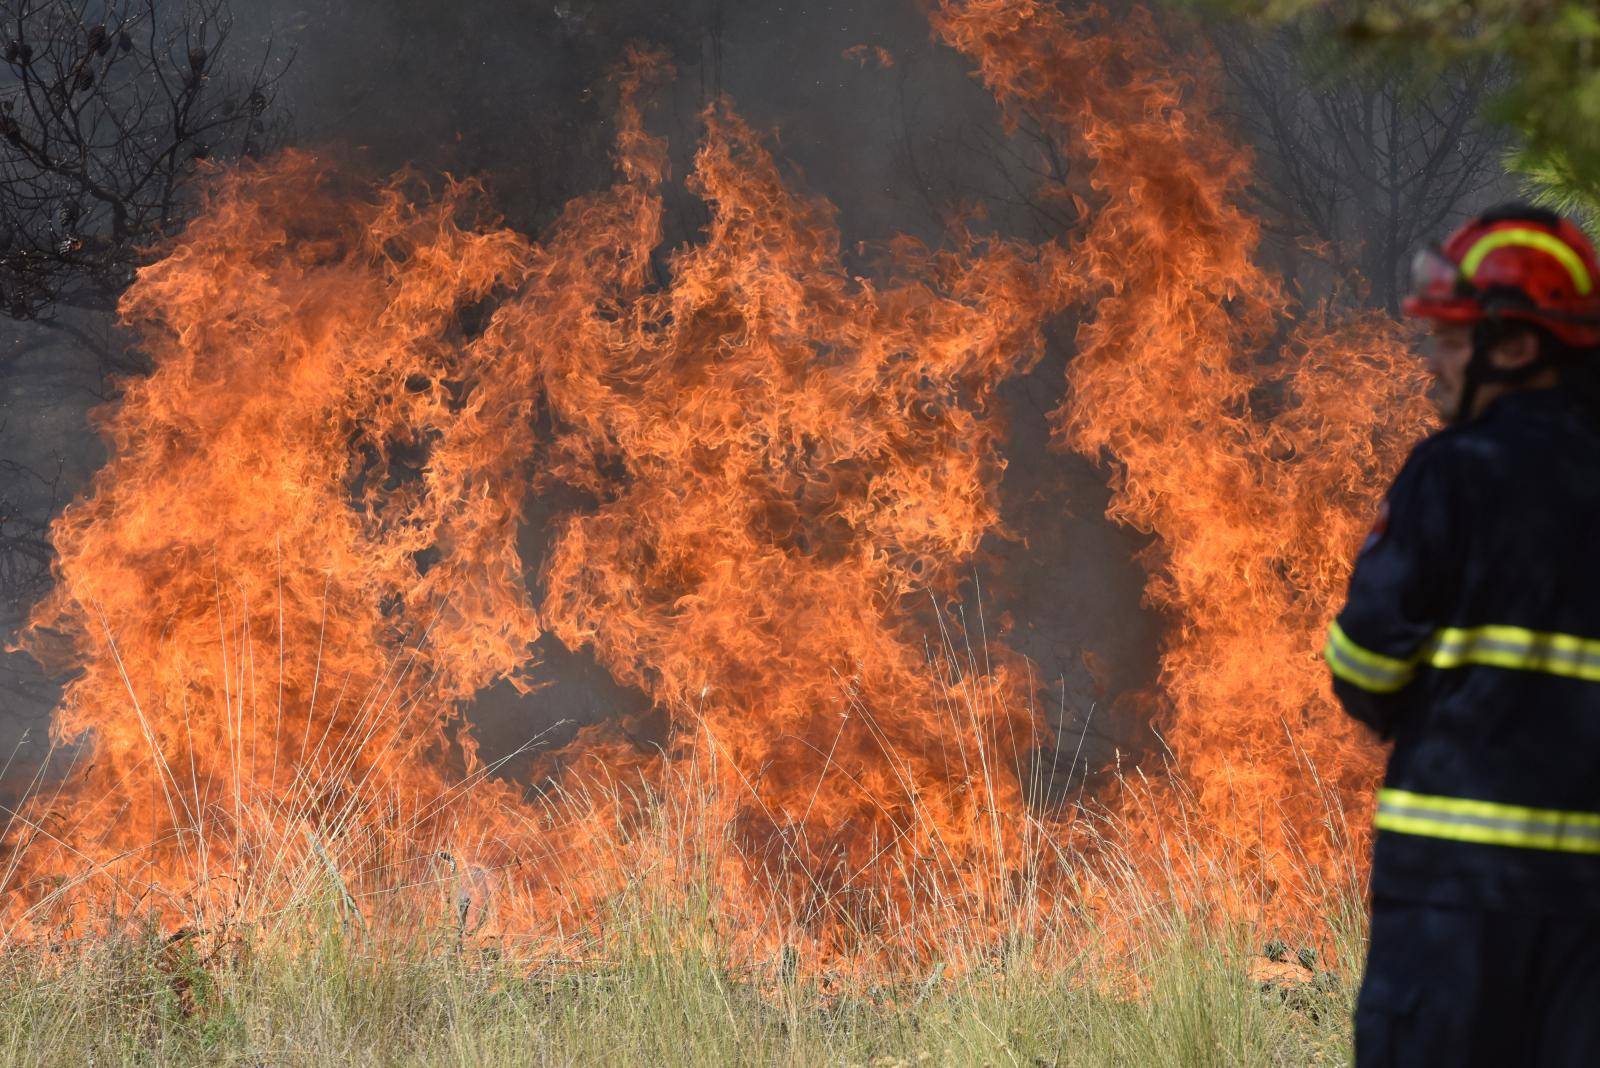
[1327,203,1600,1067]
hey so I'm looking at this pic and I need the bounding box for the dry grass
[0,756,1368,1067]
[0,887,1360,1067]
[0,620,1370,1065]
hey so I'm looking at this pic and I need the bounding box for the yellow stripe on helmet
[1459,227,1593,296]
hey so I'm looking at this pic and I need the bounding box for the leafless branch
[0,0,292,333]
[1213,21,1510,313]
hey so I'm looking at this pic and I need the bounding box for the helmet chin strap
[1454,319,1550,426]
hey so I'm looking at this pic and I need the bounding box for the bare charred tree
[0,0,290,374]
[1216,23,1510,314]
[898,76,1080,245]
[0,0,289,645]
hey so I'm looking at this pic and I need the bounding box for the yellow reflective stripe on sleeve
[1375,788,1600,854]
[1425,625,1600,683]
[1323,621,1600,688]
[1459,227,1594,296]
[1323,620,1417,693]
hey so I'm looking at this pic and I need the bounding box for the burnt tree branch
[0,0,291,332]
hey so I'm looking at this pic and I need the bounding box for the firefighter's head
[1404,204,1600,423]
[1418,319,1557,424]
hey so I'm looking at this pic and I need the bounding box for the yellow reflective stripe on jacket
[1323,621,1416,693]
[1324,621,1600,693]
[1376,788,1600,854]
[1460,227,1594,295]
[1427,625,1600,683]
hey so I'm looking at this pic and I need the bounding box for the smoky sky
[0,0,1162,793]
[246,1,1064,239]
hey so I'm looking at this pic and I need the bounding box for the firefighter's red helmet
[1403,206,1600,348]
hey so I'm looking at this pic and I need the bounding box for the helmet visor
[1409,246,1467,305]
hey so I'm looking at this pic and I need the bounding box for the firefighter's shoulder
[1381,413,1529,540]
[1417,400,1554,495]
[1387,425,1477,502]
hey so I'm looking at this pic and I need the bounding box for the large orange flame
[8,6,1430,961]
[932,0,1431,914]
[14,149,541,934]
[501,59,1074,954]
[9,51,1069,958]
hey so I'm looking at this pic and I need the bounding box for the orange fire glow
[932,0,1431,914]
[6,3,1428,963]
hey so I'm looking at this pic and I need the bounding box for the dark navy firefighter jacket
[1326,387,1600,913]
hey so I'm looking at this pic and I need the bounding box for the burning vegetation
[4,0,1428,971]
